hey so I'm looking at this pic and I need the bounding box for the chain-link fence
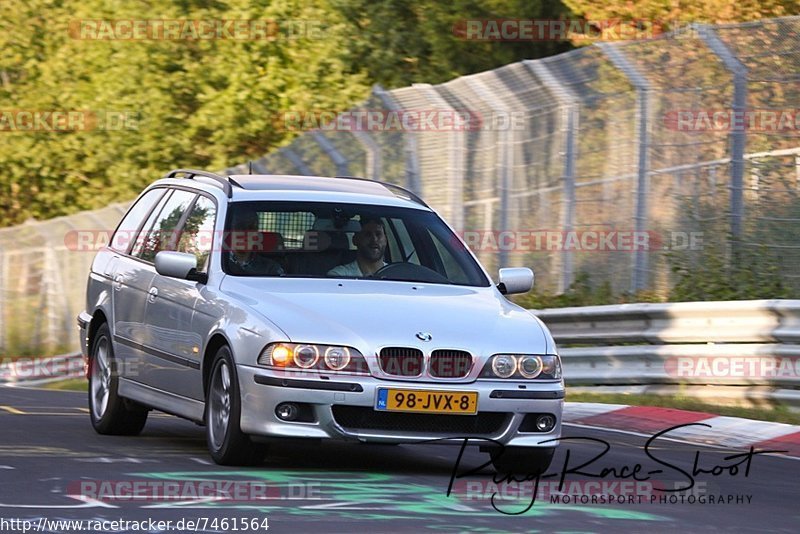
[2,17,800,355]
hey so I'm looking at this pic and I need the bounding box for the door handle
[148,287,159,303]
[113,274,123,290]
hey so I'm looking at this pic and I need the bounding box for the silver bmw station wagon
[78,169,563,472]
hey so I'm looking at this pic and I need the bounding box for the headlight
[480,354,561,379]
[294,345,319,368]
[259,342,368,374]
[324,346,351,371]
[518,355,543,378]
[491,354,517,378]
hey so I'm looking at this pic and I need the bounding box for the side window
[110,188,165,253]
[176,196,216,271]
[133,189,198,263]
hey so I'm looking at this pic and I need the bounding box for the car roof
[155,170,428,209]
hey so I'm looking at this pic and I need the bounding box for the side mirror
[155,251,205,283]
[497,267,534,295]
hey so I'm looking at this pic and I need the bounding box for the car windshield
[221,201,490,287]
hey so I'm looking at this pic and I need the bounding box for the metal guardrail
[0,352,84,385]
[4,300,800,409]
[534,299,800,408]
[535,299,800,345]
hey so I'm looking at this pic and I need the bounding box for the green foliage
[513,271,664,309]
[0,0,578,226]
[561,0,800,29]
[668,242,792,302]
[330,0,573,88]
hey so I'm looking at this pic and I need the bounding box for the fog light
[276,402,299,421]
[536,414,556,432]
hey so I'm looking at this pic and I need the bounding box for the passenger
[226,210,284,276]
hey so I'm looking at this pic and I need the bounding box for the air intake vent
[429,350,473,378]
[379,347,423,376]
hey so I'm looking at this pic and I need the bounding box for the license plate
[376,389,478,414]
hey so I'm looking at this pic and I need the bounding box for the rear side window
[133,189,197,263]
[109,188,165,253]
[176,195,216,271]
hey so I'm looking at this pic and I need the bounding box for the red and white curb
[564,402,800,458]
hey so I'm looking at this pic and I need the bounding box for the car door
[109,188,170,379]
[144,192,216,399]
[128,188,198,391]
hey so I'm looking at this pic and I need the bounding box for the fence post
[351,130,382,180]
[700,25,747,253]
[464,76,514,268]
[600,43,652,293]
[281,147,313,175]
[526,60,578,293]
[373,84,421,194]
[412,83,466,232]
[311,131,349,176]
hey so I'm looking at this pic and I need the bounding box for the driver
[328,217,387,277]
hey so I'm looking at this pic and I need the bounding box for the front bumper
[237,364,564,448]
[77,312,92,378]
[77,311,92,355]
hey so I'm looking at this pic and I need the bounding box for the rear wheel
[88,323,148,435]
[489,446,555,475]
[206,346,264,465]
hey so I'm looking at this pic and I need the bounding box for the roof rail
[164,168,234,198]
[334,175,428,207]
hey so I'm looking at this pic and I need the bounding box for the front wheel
[88,323,148,435]
[489,446,555,475]
[206,346,264,465]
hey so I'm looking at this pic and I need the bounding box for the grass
[41,378,87,391]
[567,390,800,426]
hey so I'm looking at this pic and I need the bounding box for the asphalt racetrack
[0,386,796,533]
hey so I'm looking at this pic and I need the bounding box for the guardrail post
[281,147,313,175]
[311,131,349,176]
[351,129,382,180]
[373,84,421,194]
[600,44,653,293]
[700,25,747,254]
[526,60,578,292]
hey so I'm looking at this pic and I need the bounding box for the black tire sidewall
[88,323,119,431]
[206,346,249,463]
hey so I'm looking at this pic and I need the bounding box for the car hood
[220,277,551,356]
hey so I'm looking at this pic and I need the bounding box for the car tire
[88,323,148,435]
[489,446,555,475]
[205,346,264,466]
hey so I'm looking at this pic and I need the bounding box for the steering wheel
[370,262,450,284]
